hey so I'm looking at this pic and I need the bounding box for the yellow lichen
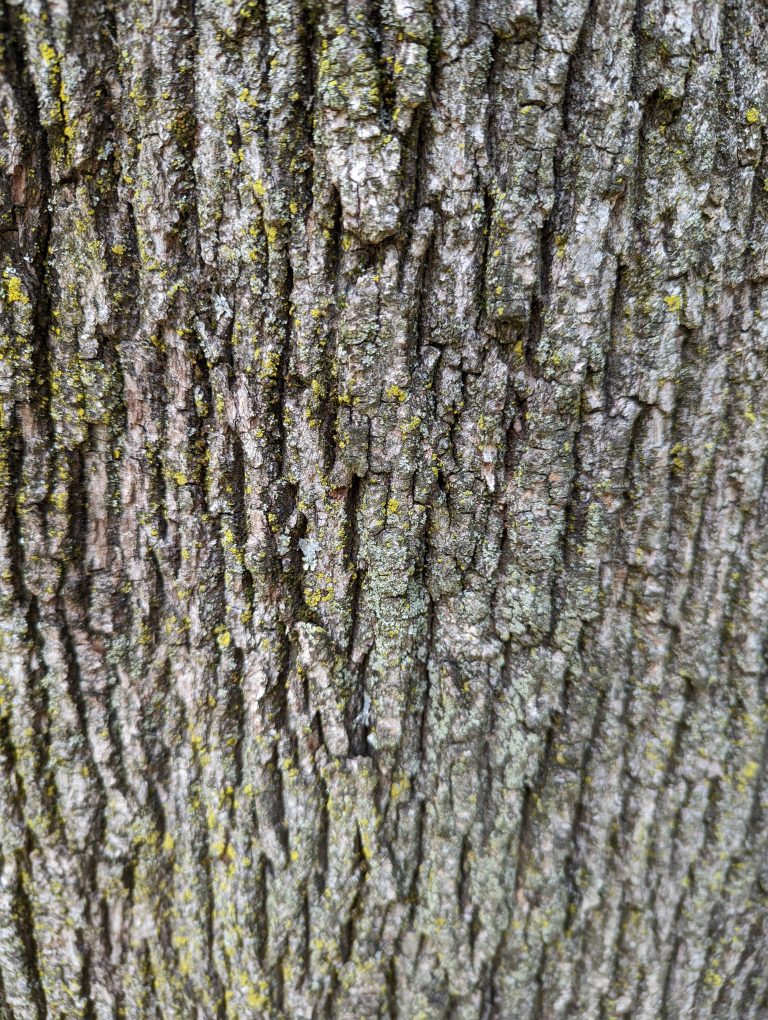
[385,384,407,402]
[4,274,29,304]
[39,41,57,65]
[247,988,268,1008]
[737,759,759,792]
[704,966,723,989]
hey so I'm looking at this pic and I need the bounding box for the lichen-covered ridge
[0,0,767,1017]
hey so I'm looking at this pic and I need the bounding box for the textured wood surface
[1,0,767,1016]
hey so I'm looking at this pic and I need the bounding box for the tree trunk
[0,0,766,1016]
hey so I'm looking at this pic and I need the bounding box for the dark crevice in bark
[250,854,270,969]
[385,956,400,1020]
[268,727,290,859]
[275,254,295,476]
[482,34,502,177]
[229,647,246,792]
[603,259,627,413]
[298,0,319,124]
[345,651,372,758]
[416,593,436,762]
[524,0,598,374]
[513,779,534,901]
[366,0,394,129]
[343,475,373,757]
[339,824,368,965]
[77,934,97,1020]
[658,863,694,1020]
[615,400,651,566]
[319,188,344,474]
[546,386,587,643]
[12,864,47,1020]
[314,769,330,895]
[561,680,611,916]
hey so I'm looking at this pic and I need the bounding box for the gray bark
[0,0,767,1017]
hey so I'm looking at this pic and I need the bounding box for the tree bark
[0,0,767,1016]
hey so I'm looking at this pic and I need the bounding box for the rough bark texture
[0,0,767,1017]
